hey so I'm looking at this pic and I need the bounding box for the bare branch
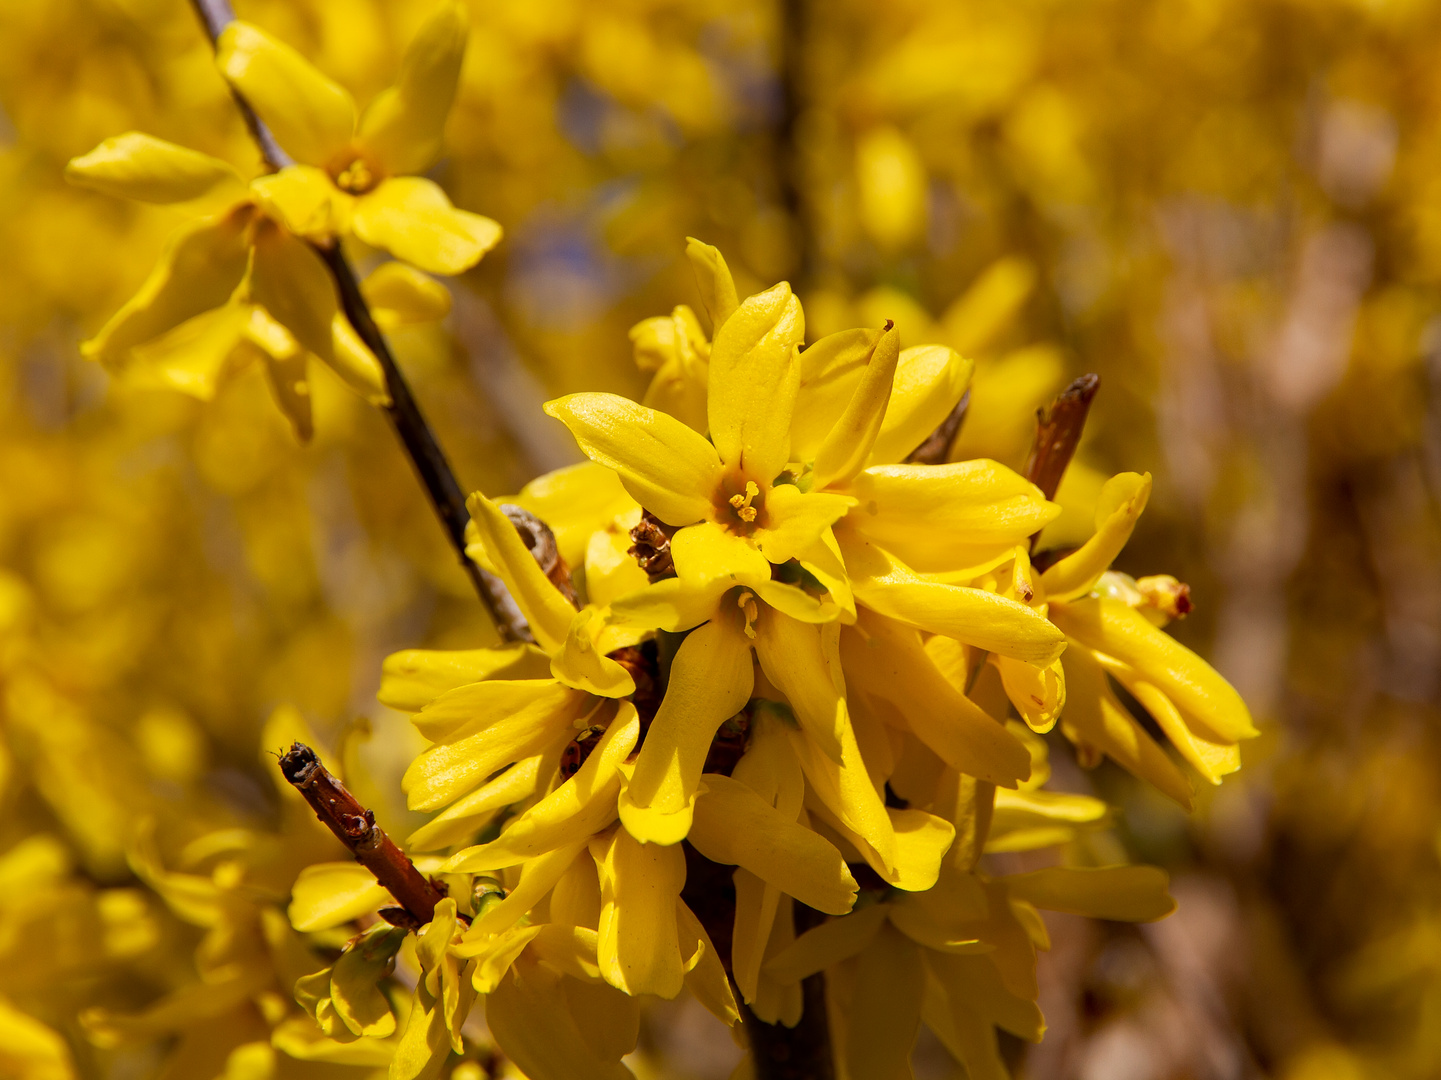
[279,742,446,927]
[906,390,970,465]
[1024,374,1101,501]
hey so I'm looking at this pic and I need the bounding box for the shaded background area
[0,0,1439,1077]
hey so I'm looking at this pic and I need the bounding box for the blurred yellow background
[1,0,1439,1077]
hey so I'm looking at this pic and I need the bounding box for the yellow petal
[763,904,888,985]
[986,786,1111,854]
[638,305,711,435]
[544,393,723,527]
[330,927,404,1038]
[995,655,1066,734]
[875,807,956,892]
[444,704,638,870]
[790,327,885,461]
[83,209,252,366]
[508,460,641,569]
[249,165,351,240]
[812,322,901,489]
[563,972,642,1062]
[688,774,857,915]
[378,643,550,711]
[486,961,635,1080]
[731,867,780,1005]
[403,682,583,811]
[217,22,356,167]
[466,842,587,938]
[868,345,973,465]
[1040,472,1151,602]
[1052,597,1256,741]
[847,461,1059,572]
[466,492,576,653]
[840,613,1031,786]
[470,924,544,994]
[1126,676,1243,785]
[287,862,393,932]
[258,342,312,442]
[670,524,774,592]
[120,302,247,399]
[551,608,635,697]
[592,827,688,998]
[328,313,389,403]
[406,756,543,851]
[362,261,452,326]
[391,983,452,1080]
[708,282,804,480]
[685,236,738,332]
[351,176,501,275]
[248,217,337,362]
[1002,865,1176,922]
[66,132,245,207]
[584,524,651,609]
[676,901,742,1026]
[356,1,468,175]
[410,676,574,742]
[846,924,926,1080]
[608,576,726,634]
[887,870,988,952]
[1058,649,1193,809]
[840,530,1066,664]
[751,485,856,566]
[753,611,847,762]
[928,951,1044,1043]
[788,720,896,872]
[620,615,754,843]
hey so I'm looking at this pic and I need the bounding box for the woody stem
[1024,373,1101,502]
[279,743,445,926]
[185,0,530,643]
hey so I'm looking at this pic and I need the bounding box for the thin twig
[1024,374,1101,501]
[185,0,531,643]
[280,742,446,927]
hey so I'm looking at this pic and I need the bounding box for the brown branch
[1024,374,1101,501]
[741,902,836,1080]
[280,742,446,928]
[185,0,531,644]
[906,390,970,465]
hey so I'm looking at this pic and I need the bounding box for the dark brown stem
[1024,374,1101,501]
[317,244,530,641]
[279,742,446,927]
[189,0,293,170]
[741,901,835,1080]
[906,390,970,465]
[185,0,530,643]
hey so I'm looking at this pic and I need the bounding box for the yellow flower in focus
[1033,472,1259,806]
[220,5,501,276]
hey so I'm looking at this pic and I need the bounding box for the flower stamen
[729,480,760,523]
[737,589,759,638]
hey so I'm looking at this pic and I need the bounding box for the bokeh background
[2,0,1440,1077]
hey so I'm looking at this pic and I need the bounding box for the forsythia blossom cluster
[282,240,1255,1078]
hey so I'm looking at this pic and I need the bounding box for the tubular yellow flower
[218,6,501,276]
[1037,471,1259,798]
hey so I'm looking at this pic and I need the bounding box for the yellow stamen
[334,157,375,194]
[729,480,760,523]
[737,590,759,639]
